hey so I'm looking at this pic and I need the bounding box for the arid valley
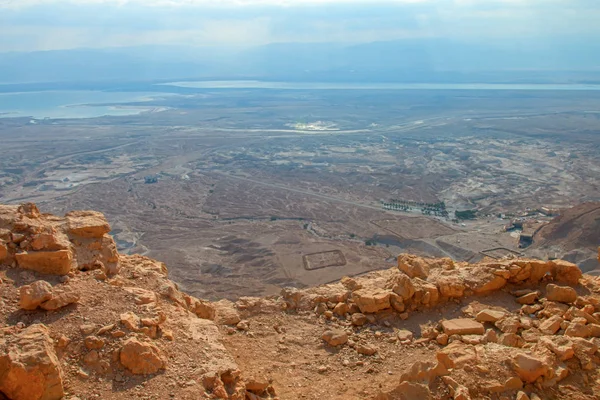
[1,86,599,300]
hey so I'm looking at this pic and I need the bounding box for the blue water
[163,80,600,91]
[0,91,162,119]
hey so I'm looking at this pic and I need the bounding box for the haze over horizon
[1,0,600,83]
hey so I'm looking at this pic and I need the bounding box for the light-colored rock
[436,333,449,345]
[119,338,165,375]
[475,309,506,323]
[15,250,72,275]
[0,324,64,400]
[517,292,538,305]
[123,287,157,305]
[495,317,520,334]
[399,360,448,384]
[550,259,582,285]
[65,210,111,238]
[321,330,348,347]
[120,312,141,331]
[351,313,368,326]
[516,391,530,400]
[214,300,241,325]
[565,322,592,338]
[483,329,498,344]
[546,284,577,304]
[539,315,563,335]
[333,302,349,316]
[84,336,105,350]
[397,254,431,279]
[387,273,415,300]
[389,293,406,313]
[499,333,525,348]
[441,319,485,336]
[19,280,53,310]
[356,343,378,356]
[512,353,548,383]
[39,289,80,311]
[434,275,466,298]
[397,329,414,342]
[540,336,575,361]
[413,279,440,306]
[436,342,478,369]
[352,289,391,313]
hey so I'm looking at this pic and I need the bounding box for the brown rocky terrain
[2,204,600,399]
[529,202,600,274]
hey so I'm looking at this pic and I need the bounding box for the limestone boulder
[398,254,431,279]
[0,324,64,400]
[65,210,111,238]
[565,322,591,338]
[119,338,165,375]
[19,280,53,310]
[472,272,507,294]
[214,300,241,325]
[39,289,80,311]
[512,353,548,383]
[352,289,391,313]
[433,274,466,298]
[475,309,506,323]
[550,260,582,285]
[123,287,158,305]
[351,313,367,326]
[321,330,348,347]
[545,284,577,304]
[441,319,485,336]
[386,273,415,301]
[539,315,563,335]
[436,342,478,369]
[413,279,439,306]
[15,250,73,275]
[540,336,574,361]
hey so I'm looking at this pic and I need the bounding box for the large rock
[19,281,53,310]
[386,273,415,301]
[15,250,72,275]
[65,210,111,238]
[0,324,64,400]
[321,330,348,347]
[539,315,563,335]
[512,353,548,383]
[545,284,577,304]
[550,260,582,285]
[213,300,241,325]
[475,309,506,323]
[413,279,440,306]
[436,342,478,369]
[441,319,485,336]
[119,338,165,375]
[433,275,466,298]
[397,254,431,279]
[40,289,80,311]
[352,289,391,313]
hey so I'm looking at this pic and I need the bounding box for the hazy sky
[1,0,598,52]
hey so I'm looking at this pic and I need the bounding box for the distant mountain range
[2,39,600,85]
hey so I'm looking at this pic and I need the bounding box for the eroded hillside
[1,204,600,400]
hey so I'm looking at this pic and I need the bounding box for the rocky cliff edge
[1,204,600,400]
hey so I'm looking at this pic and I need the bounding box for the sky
[1,0,599,52]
